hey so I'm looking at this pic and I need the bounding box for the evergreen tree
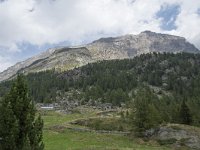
[0,74,44,150]
[146,104,162,128]
[29,114,44,150]
[0,97,18,150]
[131,87,161,137]
[179,100,192,125]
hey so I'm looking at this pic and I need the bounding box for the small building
[40,106,54,110]
[37,103,55,110]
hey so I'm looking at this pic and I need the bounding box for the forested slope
[0,52,200,125]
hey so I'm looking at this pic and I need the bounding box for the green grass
[44,129,169,150]
[73,117,131,131]
[42,109,170,150]
[42,112,84,128]
[41,107,97,128]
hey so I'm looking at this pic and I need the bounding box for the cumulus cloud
[0,0,200,71]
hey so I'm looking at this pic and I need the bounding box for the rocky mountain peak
[140,30,155,35]
[139,30,185,39]
[0,31,199,82]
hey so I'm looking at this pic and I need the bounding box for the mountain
[1,52,200,126]
[0,31,199,82]
[1,52,200,149]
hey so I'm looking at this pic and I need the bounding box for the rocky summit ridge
[0,31,199,82]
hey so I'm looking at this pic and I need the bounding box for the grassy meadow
[42,107,170,150]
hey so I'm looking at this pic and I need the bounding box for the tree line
[0,52,200,127]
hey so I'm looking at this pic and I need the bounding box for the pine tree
[179,100,192,125]
[146,104,162,128]
[0,97,18,150]
[29,114,44,150]
[0,74,44,150]
[131,87,161,137]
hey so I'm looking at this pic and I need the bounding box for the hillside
[1,52,200,149]
[1,52,200,125]
[0,31,199,82]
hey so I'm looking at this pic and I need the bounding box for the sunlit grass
[42,109,170,150]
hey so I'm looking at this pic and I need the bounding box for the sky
[0,0,200,72]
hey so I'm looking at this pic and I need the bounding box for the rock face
[87,31,199,59]
[145,124,200,149]
[0,31,199,82]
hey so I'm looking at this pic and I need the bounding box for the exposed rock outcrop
[145,124,200,149]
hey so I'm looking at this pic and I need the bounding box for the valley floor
[42,107,170,150]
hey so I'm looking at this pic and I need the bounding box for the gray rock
[146,125,200,149]
[0,31,199,82]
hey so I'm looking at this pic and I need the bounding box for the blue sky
[0,0,200,71]
[156,3,180,31]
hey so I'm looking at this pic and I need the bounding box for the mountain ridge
[0,31,199,82]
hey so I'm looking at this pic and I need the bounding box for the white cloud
[0,0,200,71]
[0,56,13,71]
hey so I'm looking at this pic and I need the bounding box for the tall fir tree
[0,97,18,150]
[131,87,161,137]
[0,74,44,150]
[179,100,192,125]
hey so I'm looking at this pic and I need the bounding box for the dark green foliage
[29,114,44,150]
[0,70,69,104]
[0,98,18,150]
[0,53,199,103]
[179,100,192,125]
[0,75,44,150]
[0,52,200,126]
[131,87,162,136]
